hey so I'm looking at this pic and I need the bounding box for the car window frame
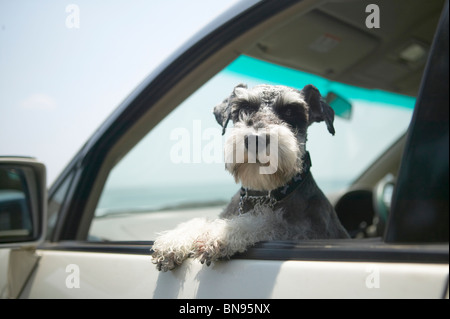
[385,0,449,243]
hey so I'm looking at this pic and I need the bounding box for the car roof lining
[245,0,444,96]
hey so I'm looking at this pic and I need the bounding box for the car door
[5,0,448,300]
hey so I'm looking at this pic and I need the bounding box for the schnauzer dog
[151,84,349,271]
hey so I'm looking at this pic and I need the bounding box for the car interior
[243,0,445,238]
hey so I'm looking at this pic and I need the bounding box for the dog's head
[213,84,334,191]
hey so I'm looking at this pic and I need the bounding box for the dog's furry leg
[151,207,290,271]
[193,206,289,266]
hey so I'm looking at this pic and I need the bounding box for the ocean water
[96,182,239,216]
[96,179,348,217]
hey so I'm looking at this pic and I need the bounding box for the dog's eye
[277,103,307,128]
[280,105,297,118]
[240,102,259,113]
[240,108,255,116]
[231,108,252,118]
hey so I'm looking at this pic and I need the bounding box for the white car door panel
[19,250,448,299]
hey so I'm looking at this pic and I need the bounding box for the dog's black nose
[245,133,270,153]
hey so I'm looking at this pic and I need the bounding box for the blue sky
[0,0,246,184]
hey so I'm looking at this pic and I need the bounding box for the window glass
[0,167,33,241]
[88,55,414,241]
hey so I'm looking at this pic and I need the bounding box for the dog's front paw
[151,242,192,272]
[193,237,228,266]
[151,250,183,272]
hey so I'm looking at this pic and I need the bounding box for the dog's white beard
[224,124,303,191]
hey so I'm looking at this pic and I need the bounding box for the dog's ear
[213,98,231,135]
[301,84,335,135]
[213,83,248,135]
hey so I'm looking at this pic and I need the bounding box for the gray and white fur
[151,84,349,271]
